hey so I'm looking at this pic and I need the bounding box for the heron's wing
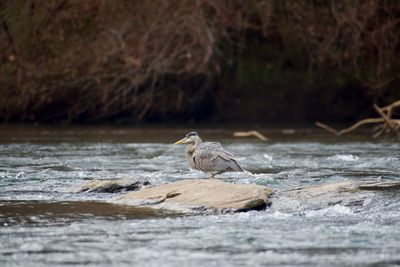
[194,142,243,172]
[198,142,236,158]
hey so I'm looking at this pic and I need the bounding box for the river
[1,125,399,266]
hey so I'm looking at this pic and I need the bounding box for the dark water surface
[1,125,400,266]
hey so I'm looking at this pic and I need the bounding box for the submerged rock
[79,178,150,193]
[78,178,400,214]
[271,180,400,213]
[358,181,400,190]
[114,179,274,213]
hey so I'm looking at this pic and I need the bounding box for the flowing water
[1,125,400,266]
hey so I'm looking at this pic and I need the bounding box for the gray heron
[174,132,244,178]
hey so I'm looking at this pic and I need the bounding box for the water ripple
[1,139,400,266]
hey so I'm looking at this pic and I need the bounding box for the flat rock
[271,180,400,213]
[77,178,400,214]
[79,178,150,193]
[114,179,274,213]
[358,181,400,190]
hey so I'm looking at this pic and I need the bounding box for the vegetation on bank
[1,0,399,123]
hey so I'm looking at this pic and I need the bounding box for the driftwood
[316,100,400,138]
[373,104,400,138]
[233,131,269,141]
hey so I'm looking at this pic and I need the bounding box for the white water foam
[328,154,359,161]
[263,154,273,161]
[304,204,353,217]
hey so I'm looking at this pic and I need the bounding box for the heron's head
[174,132,200,145]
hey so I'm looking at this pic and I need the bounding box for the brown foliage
[276,0,400,91]
[1,0,241,122]
[0,0,399,122]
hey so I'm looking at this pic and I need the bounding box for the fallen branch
[380,100,400,113]
[316,100,400,138]
[233,131,269,141]
[338,118,384,135]
[372,124,388,138]
[315,122,339,135]
[373,104,400,138]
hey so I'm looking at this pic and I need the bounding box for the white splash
[16,172,26,179]
[305,204,353,217]
[263,154,273,161]
[328,154,359,161]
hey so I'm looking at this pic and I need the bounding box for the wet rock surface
[79,178,150,193]
[358,181,400,190]
[78,178,400,214]
[271,180,400,213]
[114,179,274,213]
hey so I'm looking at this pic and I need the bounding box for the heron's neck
[194,137,202,147]
[185,137,202,155]
[185,144,195,159]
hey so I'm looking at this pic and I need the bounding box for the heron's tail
[231,159,244,172]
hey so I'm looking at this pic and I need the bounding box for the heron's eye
[186,132,198,138]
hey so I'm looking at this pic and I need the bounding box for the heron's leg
[210,171,223,178]
[208,172,214,179]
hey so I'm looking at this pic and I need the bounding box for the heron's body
[176,132,243,178]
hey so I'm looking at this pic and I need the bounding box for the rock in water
[270,180,400,213]
[79,178,150,193]
[115,179,274,213]
[78,178,400,214]
[358,181,400,190]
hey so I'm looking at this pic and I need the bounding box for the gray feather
[179,133,244,178]
[193,142,243,172]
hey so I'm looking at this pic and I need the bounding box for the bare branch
[373,104,400,139]
[315,122,339,135]
[233,131,268,141]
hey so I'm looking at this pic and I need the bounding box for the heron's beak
[174,137,188,145]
